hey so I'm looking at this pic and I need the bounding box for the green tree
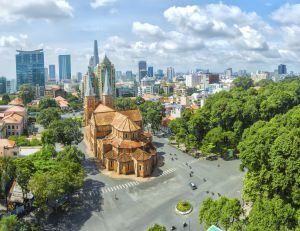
[199,197,242,230]
[18,84,34,105]
[114,97,137,110]
[57,146,85,164]
[14,158,36,199]
[233,77,254,90]
[139,101,164,132]
[37,108,61,128]
[39,97,58,109]
[48,118,83,145]
[0,157,15,209]
[147,224,167,231]
[246,197,298,231]
[0,215,18,231]
[2,94,10,104]
[41,129,56,145]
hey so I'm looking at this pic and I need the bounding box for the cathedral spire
[85,67,95,97]
[103,68,112,96]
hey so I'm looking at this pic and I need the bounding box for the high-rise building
[278,64,287,75]
[93,40,100,68]
[76,72,83,82]
[6,79,16,94]
[0,77,6,94]
[156,69,164,79]
[148,66,154,77]
[49,64,56,80]
[138,61,147,82]
[44,67,49,82]
[16,49,45,89]
[94,55,116,100]
[167,67,175,82]
[125,71,133,81]
[116,71,122,81]
[59,55,71,81]
[225,68,232,78]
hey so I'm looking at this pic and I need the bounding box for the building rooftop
[0,139,16,148]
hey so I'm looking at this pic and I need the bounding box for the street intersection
[45,136,244,231]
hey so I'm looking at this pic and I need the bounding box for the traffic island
[175,201,193,215]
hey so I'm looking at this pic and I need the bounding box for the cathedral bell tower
[102,69,113,108]
[84,68,96,126]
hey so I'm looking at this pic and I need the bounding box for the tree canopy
[18,84,34,105]
[38,97,58,109]
[147,224,167,231]
[36,108,61,128]
[169,78,300,154]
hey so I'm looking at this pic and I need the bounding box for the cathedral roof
[94,104,115,113]
[132,149,152,161]
[118,154,132,163]
[119,109,142,122]
[94,111,116,125]
[111,112,140,132]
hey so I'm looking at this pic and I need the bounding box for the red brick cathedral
[84,57,157,177]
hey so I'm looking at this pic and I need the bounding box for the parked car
[189,182,197,190]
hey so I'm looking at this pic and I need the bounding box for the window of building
[12,132,14,135]
[12,125,14,129]
[110,161,113,167]
[139,165,142,171]
[8,125,10,129]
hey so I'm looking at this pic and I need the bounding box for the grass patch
[176,201,192,212]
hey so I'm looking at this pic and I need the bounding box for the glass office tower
[16,49,45,89]
[59,55,71,81]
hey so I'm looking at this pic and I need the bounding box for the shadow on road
[152,141,165,148]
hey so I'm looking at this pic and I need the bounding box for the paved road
[45,136,244,231]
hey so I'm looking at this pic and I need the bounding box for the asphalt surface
[45,136,244,231]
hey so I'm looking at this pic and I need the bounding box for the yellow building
[84,63,157,177]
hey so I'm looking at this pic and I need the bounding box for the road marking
[98,168,177,194]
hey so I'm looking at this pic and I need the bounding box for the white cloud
[0,0,73,23]
[90,0,116,9]
[163,4,269,38]
[132,22,166,39]
[281,26,300,50]
[0,35,28,48]
[236,26,269,51]
[271,4,300,25]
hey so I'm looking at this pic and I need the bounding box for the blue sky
[1,0,300,78]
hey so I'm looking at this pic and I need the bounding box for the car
[170,226,176,230]
[189,182,197,190]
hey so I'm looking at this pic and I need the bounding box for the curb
[175,205,193,215]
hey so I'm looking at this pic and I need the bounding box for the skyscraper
[49,64,56,80]
[0,77,6,94]
[278,64,287,75]
[16,49,45,89]
[44,67,49,82]
[58,55,71,81]
[167,67,175,82]
[148,66,154,77]
[93,40,100,67]
[138,61,147,82]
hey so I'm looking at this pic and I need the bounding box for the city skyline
[1,0,300,78]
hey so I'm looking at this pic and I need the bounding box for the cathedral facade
[84,56,157,177]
